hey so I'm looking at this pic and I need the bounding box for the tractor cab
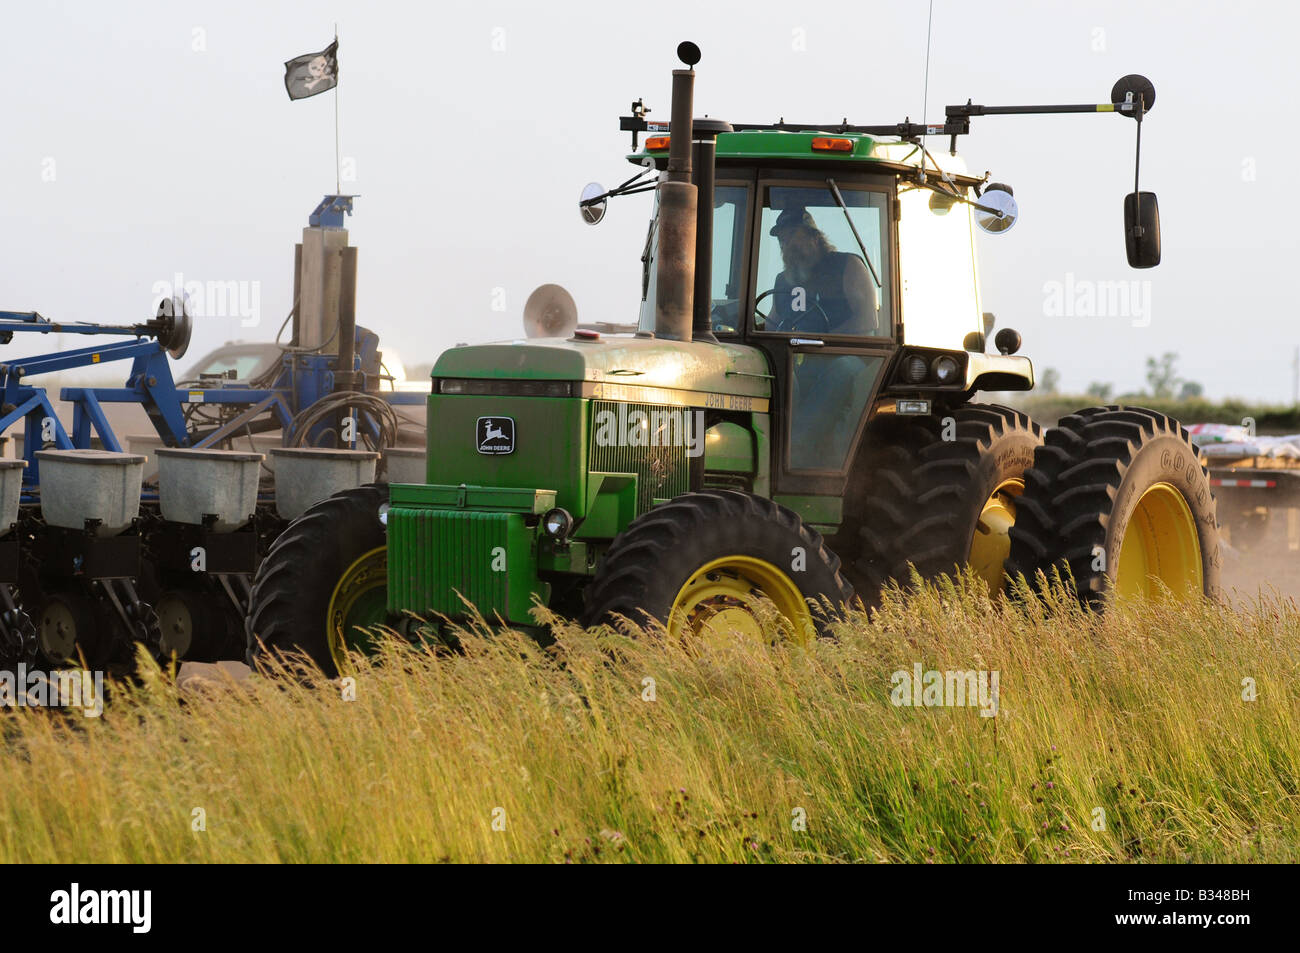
[634,131,989,350]
[604,123,1037,506]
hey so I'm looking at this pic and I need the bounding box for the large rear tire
[246,485,389,676]
[583,490,854,644]
[1005,406,1220,605]
[851,403,1043,604]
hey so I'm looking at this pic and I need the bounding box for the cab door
[742,171,901,499]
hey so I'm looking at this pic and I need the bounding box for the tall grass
[1,574,1297,863]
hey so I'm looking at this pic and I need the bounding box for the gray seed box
[270,448,378,520]
[36,449,145,535]
[156,448,263,531]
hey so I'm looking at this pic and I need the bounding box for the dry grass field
[1,573,1296,863]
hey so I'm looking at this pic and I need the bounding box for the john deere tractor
[247,44,1219,675]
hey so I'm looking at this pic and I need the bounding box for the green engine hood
[431,336,772,402]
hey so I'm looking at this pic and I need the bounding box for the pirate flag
[284,40,338,100]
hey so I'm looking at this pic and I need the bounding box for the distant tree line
[1034,352,1205,404]
[1006,353,1292,430]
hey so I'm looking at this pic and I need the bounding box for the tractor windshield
[754,185,891,339]
[638,184,750,335]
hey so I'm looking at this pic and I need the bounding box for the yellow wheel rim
[1115,482,1203,599]
[969,478,1024,595]
[327,545,388,673]
[668,555,813,646]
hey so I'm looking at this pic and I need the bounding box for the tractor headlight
[542,507,574,541]
[931,355,961,385]
[903,355,929,384]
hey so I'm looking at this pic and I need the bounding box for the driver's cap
[770,207,816,236]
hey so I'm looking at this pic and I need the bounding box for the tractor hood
[431,336,772,402]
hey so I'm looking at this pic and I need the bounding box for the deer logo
[477,416,515,455]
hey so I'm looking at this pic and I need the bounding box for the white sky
[2,0,1295,400]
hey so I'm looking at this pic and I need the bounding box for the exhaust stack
[652,44,700,342]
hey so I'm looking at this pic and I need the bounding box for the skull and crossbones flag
[284,39,338,100]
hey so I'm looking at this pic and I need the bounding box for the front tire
[246,485,389,676]
[583,490,854,644]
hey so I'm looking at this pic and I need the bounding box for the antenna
[921,0,935,141]
[334,22,340,195]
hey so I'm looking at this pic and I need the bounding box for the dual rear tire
[1006,406,1220,604]
[851,403,1218,606]
[851,403,1043,603]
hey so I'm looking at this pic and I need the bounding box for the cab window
[753,185,891,339]
[638,184,750,335]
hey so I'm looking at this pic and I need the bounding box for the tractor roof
[628,129,981,185]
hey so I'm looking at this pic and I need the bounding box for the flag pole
[333,23,340,194]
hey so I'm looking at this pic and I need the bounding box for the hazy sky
[2,0,1295,401]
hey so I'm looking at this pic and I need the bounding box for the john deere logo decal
[477,417,515,455]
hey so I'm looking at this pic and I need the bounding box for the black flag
[284,40,338,100]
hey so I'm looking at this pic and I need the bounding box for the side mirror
[974,183,1018,234]
[1124,191,1160,268]
[579,182,607,225]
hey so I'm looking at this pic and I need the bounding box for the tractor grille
[388,508,510,619]
[588,400,691,513]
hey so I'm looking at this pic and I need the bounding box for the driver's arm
[767,271,794,331]
[840,257,879,335]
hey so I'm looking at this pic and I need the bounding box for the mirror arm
[614,168,654,193]
[580,170,658,208]
[1130,107,1145,237]
[905,170,1006,221]
[968,199,1005,218]
[579,185,656,208]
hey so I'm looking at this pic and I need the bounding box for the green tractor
[247,44,1219,675]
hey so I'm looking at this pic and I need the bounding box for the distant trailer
[1205,457,1300,555]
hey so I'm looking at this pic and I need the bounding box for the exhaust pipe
[653,45,700,342]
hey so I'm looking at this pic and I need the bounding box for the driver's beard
[782,244,816,286]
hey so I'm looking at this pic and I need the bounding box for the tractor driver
[766,208,879,336]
